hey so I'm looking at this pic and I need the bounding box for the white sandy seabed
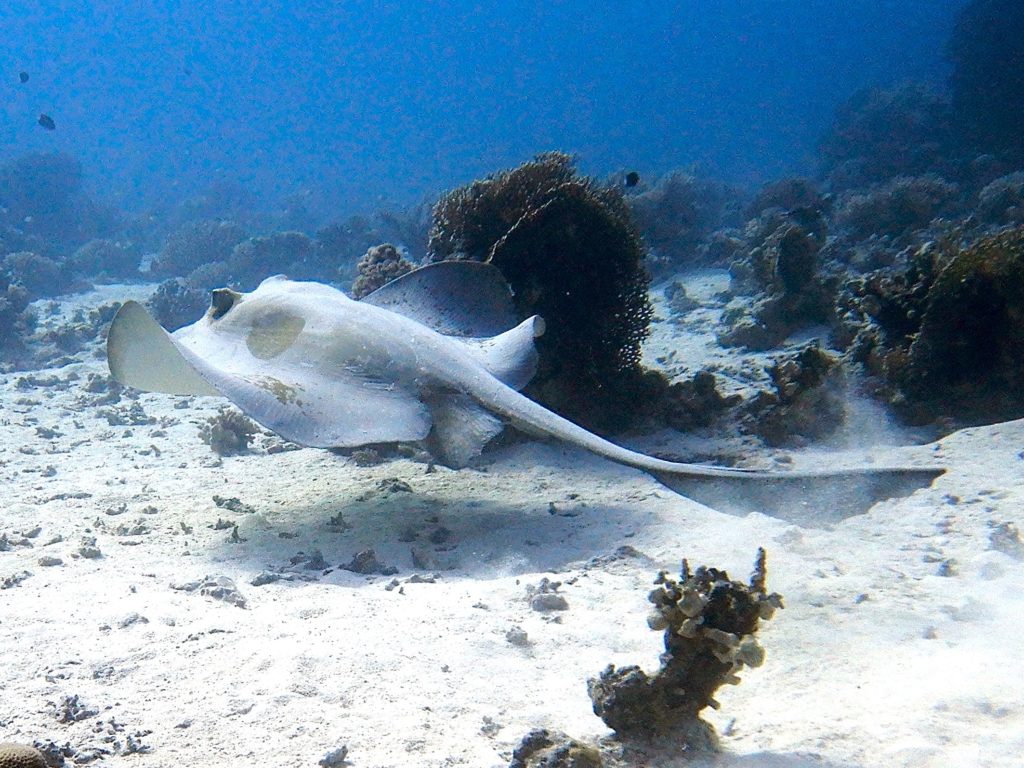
[1,277,1022,768]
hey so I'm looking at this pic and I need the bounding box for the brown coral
[0,743,48,768]
[428,152,653,431]
[587,549,781,746]
[350,243,414,299]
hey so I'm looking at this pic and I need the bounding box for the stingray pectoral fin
[176,356,433,449]
[462,315,544,391]
[107,301,219,396]
[653,465,945,523]
[425,393,504,468]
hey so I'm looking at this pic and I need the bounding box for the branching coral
[199,407,259,455]
[428,152,653,431]
[350,243,414,299]
[587,549,781,748]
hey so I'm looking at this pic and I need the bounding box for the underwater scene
[1,1,1022,766]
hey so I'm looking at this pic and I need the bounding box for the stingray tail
[652,465,944,521]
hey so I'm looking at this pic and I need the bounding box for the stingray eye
[210,288,242,320]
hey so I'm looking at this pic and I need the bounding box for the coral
[901,227,1024,420]
[350,243,414,299]
[743,345,845,446]
[746,177,825,219]
[151,219,248,278]
[947,0,1024,156]
[839,227,1024,423]
[428,152,653,431]
[199,407,259,455]
[508,730,604,768]
[720,209,832,350]
[147,278,208,331]
[620,369,741,433]
[588,550,781,748]
[376,201,432,262]
[976,172,1024,225]
[628,171,737,273]
[65,238,141,281]
[835,175,959,241]
[0,276,34,355]
[185,260,233,291]
[1,251,68,299]
[227,230,316,287]
[818,84,954,189]
[0,742,48,768]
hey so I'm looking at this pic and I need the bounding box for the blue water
[1,1,964,213]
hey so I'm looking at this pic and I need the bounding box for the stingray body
[108,262,942,516]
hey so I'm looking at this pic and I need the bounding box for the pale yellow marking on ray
[245,311,306,360]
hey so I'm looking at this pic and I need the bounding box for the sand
[1,278,1021,767]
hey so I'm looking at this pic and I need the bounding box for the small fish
[19,71,29,83]
[37,113,55,130]
[624,171,640,188]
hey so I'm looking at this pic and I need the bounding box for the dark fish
[19,71,29,83]
[624,171,640,188]
[38,113,55,130]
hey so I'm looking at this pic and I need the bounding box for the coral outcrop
[976,172,1024,225]
[835,175,959,241]
[743,345,845,446]
[0,152,117,254]
[587,549,781,749]
[316,216,386,286]
[721,208,832,349]
[627,171,737,273]
[226,231,316,287]
[151,220,249,278]
[818,84,954,190]
[428,152,653,431]
[65,238,141,282]
[0,742,47,768]
[147,278,208,332]
[199,407,259,455]
[840,227,1024,423]
[350,243,414,299]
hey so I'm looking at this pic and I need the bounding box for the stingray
[107,261,943,518]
